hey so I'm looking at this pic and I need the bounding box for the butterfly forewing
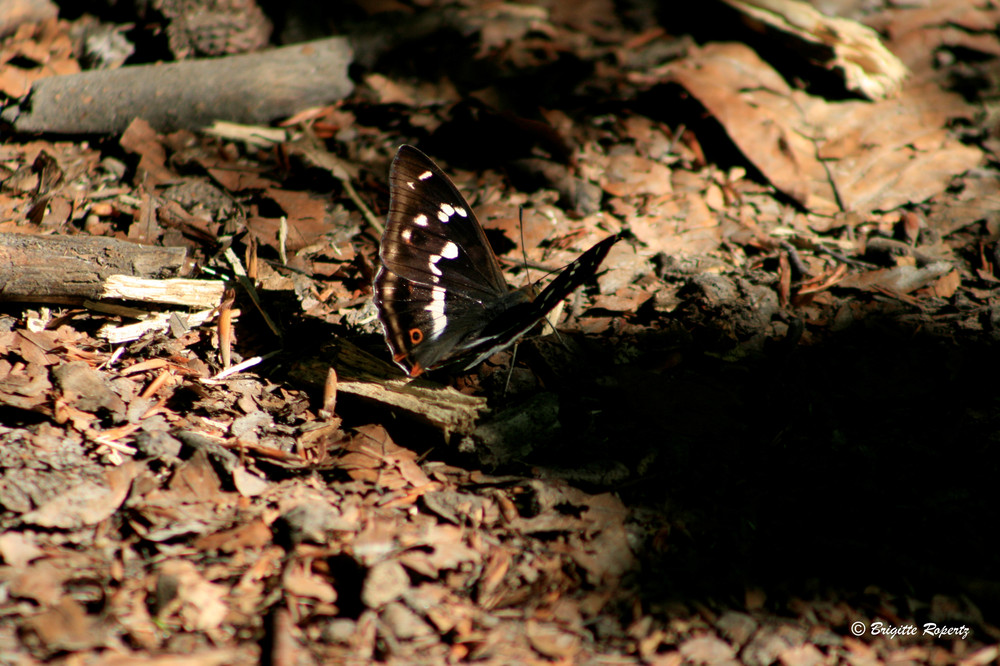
[375,146,515,374]
[381,146,508,300]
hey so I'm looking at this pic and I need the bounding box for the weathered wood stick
[5,37,353,134]
[0,233,195,304]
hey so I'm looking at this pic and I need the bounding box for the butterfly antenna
[502,208,529,397]
[520,206,569,347]
[518,206,531,288]
[503,343,519,396]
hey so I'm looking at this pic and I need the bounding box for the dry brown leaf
[283,559,338,604]
[0,531,43,568]
[157,560,229,631]
[9,560,65,605]
[365,72,416,105]
[352,517,399,566]
[263,188,329,251]
[381,602,437,640]
[779,643,826,666]
[959,645,1000,666]
[931,269,962,299]
[590,286,651,312]
[878,0,1000,77]
[525,619,582,659]
[0,360,51,410]
[168,449,223,499]
[395,524,479,577]
[601,153,673,197]
[620,187,722,255]
[339,425,433,490]
[94,649,245,665]
[119,119,176,186]
[477,547,512,605]
[232,465,270,497]
[51,360,127,415]
[22,461,138,529]
[678,634,737,664]
[361,559,410,608]
[925,173,1000,236]
[669,43,982,216]
[24,596,106,653]
[193,518,272,553]
[836,262,952,295]
[743,625,807,666]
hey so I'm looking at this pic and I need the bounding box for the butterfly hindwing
[374,268,526,373]
[454,233,622,370]
[374,144,620,376]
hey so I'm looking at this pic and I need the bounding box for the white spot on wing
[455,207,468,217]
[427,287,447,339]
[418,171,433,181]
[414,214,428,227]
[427,241,458,277]
[401,228,412,242]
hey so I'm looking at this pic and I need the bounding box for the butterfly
[373,145,621,377]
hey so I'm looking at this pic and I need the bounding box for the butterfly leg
[502,342,520,396]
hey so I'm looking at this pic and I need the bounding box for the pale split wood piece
[0,232,200,304]
[722,0,909,100]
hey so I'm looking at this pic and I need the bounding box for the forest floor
[2,0,1000,664]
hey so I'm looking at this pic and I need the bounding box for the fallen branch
[0,233,198,304]
[290,338,488,439]
[4,37,354,134]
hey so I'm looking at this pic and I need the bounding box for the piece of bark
[157,0,272,58]
[721,0,908,100]
[290,338,488,439]
[96,307,221,343]
[0,233,190,304]
[5,37,353,135]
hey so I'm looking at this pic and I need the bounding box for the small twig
[779,241,810,279]
[278,216,289,266]
[218,288,236,369]
[205,352,277,381]
[340,171,384,236]
[815,245,878,268]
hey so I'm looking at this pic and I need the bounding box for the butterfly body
[374,145,619,377]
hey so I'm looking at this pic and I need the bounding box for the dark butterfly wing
[373,144,621,377]
[375,146,513,375]
[454,232,622,370]
[381,145,508,299]
[374,267,529,374]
